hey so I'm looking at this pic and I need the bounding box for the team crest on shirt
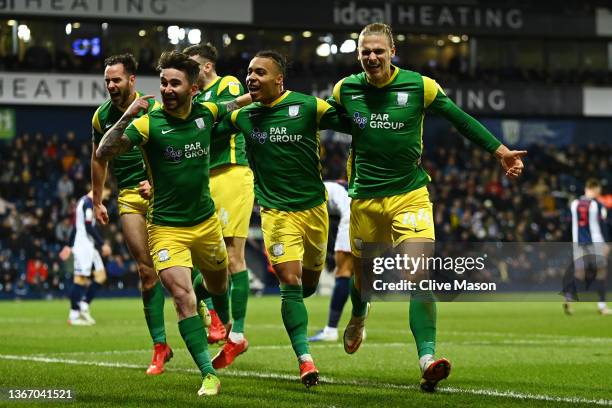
[397,92,409,106]
[271,243,284,257]
[158,249,170,262]
[195,117,205,129]
[204,91,212,101]
[288,105,300,117]
[228,82,241,96]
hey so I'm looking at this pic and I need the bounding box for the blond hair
[359,23,395,48]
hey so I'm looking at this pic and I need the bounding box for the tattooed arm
[96,94,154,160]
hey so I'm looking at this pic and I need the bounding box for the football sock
[70,283,85,311]
[230,270,249,333]
[410,291,437,358]
[211,291,230,325]
[350,276,368,318]
[84,281,101,304]
[595,279,606,303]
[142,281,166,344]
[328,276,350,328]
[179,315,215,377]
[280,284,310,358]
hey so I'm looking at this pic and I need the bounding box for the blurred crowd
[1,129,610,298]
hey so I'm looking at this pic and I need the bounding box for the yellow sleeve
[315,98,332,125]
[202,102,219,121]
[332,78,345,105]
[131,115,150,144]
[91,107,102,134]
[217,75,242,97]
[423,76,445,108]
[151,100,162,110]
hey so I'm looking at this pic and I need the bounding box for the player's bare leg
[160,266,222,396]
[121,214,171,375]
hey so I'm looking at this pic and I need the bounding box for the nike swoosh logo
[104,124,112,129]
[161,129,175,134]
[409,228,427,233]
[216,258,226,265]
[351,95,363,100]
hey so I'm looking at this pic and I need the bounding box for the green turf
[0,296,610,407]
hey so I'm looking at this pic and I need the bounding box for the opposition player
[96,51,244,397]
[330,23,526,391]
[59,190,111,326]
[184,43,254,365]
[90,53,173,375]
[214,50,348,387]
[565,178,610,315]
[309,181,354,342]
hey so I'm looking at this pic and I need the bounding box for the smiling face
[159,68,197,113]
[104,63,135,109]
[246,56,283,104]
[358,33,395,86]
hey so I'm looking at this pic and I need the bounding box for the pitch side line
[0,354,610,406]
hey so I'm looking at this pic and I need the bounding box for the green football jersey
[124,101,227,227]
[215,90,348,211]
[92,92,159,190]
[331,66,501,199]
[194,75,248,169]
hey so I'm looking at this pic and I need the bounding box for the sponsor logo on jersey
[204,91,212,101]
[288,105,300,117]
[397,92,408,106]
[250,127,268,144]
[164,146,183,162]
[184,141,208,159]
[367,113,405,130]
[195,117,205,129]
[271,243,284,257]
[158,249,170,262]
[353,112,367,129]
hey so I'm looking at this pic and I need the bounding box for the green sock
[280,284,310,358]
[350,275,368,318]
[230,270,249,333]
[142,281,166,344]
[178,315,216,377]
[192,268,216,311]
[409,291,437,357]
[211,288,230,325]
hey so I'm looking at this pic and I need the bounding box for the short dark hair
[156,51,200,85]
[255,50,287,76]
[585,178,601,189]
[104,53,137,75]
[183,42,218,64]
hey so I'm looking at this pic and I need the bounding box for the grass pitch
[0,296,610,407]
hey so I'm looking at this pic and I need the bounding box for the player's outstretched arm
[96,94,153,160]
